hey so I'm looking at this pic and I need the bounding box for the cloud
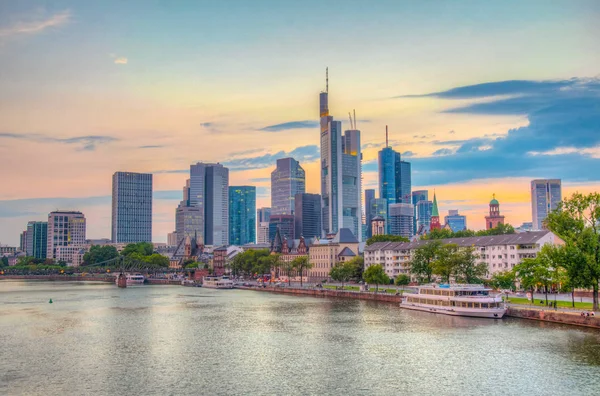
[200,122,213,128]
[0,133,118,151]
[230,148,264,157]
[114,57,128,65]
[138,145,164,149]
[259,120,318,132]
[224,145,319,170]
[432,148,454,156]
[448,130,456,134]
[0,10,71,39]
[401,151,414,158]
[404,78,600,185]
[248,177,270,182]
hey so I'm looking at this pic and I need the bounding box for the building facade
[47,211,86,265]
[309,228,359,280]
[271,158,305,215]
[415,200,433,236]
[369,198,388,234]
[26,221,48,259]
[268,214,295,243]
[485,194,505,230]
[531,179,562,230]
[371,216,386,236]
[364,189,376,238]
[412,190,428,235]
[364,231,562,279]
[111,172,153,243]
[389,203,414,238]
[430,192,441,231]
[257,222,270,244]
[167,231,178,246]
[175,206,202,243]
[444,210,467,232]
[319,70,362,240]
[257,207,271,223]
[294,193,322,239]
[229,186,256,245]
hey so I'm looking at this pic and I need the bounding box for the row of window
[406,297,501,308]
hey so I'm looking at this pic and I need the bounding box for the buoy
[49,299,53,304]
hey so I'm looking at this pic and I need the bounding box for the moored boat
[400,284,506,318]
[115,273,145,285]
[202,275,234,289]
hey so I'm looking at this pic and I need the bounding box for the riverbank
[238,285,600,329]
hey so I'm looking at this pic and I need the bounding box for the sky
[1,0,599,245]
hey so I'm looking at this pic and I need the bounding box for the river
[1,280,600,395]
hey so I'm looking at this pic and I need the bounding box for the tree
[345,256,364,281]
[185,262,199,269]
[144,253,169,267]
[83,245,119,265]
[1,256,9,267]
[422,228,454,240]
[409,240,442,283]
[546,192,600,311]
[280,259,296,286]
[432,244,461,283]
[479,223,515,236]
[489,271,516,291]
[454,246,487,284]
[330,262,353,288]
[291,256,312,287]
[366,235,409,246]
[121,242,154,257]
[513,247,558,306]
[363,264,390,292]
[395,274,410,286]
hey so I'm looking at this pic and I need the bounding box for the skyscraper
[271,158,305,215]
[388,203,414,239]
[47,211,86,265]
[257,222,270,244]
[176,163,229,246]
[378,127,412,205]
[319,69,362,240]
[294,193,322,239]
[257,207,271,223]
[364,189,376,238]
[415,200,433,235]
[268,214,294,243]
[26,221,47,259]
[229,186,256,245]
[445,210,467,232]
[111,172,153,243]
[412,190,429,235]
[531,179,562,230]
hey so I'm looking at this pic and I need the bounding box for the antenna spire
[385,125,388,148]
[353,109,356,130]
[326,67,328,93]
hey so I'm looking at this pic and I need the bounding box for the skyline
[1,1,600,244]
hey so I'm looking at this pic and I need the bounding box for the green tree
[363,264,390,292]
[366,235,409,246]
[432,244,461,283]
[1,256,9,267]
[144,253,169,267]
[185,262,199,269]
[409,240,442,283]
[345,256,364,281]
[489,271,516,291]
[546,192,600,311]
[291,256,313,287]
[83,245,119,265]
[394,274,410,286]
[121,242,154,257]
[478,223,515,236]
[454,246,487,284]
[330,262,353,288]
[279,259,296,286]
[422,228,454,240]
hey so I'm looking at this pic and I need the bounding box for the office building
[111,172,153,243]
[445,210,467,232]
[294,193,322,239]
[531,179,562,230]
[271,158,305,215]
[176,162,229,246]
[26,221,48,259]
[167,231,178,246]
[229,186,256,245]
[485,194,505,230]
[257,207,271,223]
[19,230,28,253]
[364,189,376,237]
[319,70,362,240]
[257,222,270,244]
[415,200,433,235]
[378,126,411,205]
[47,211,86,265]
[268,215,295,243]
[389,203,414,239]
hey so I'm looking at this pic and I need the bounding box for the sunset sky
[1,0,599,245]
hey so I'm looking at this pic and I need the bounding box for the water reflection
[1,280,599,396]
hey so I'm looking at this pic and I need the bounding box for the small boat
[115,273,145,285]
[400,284,506,319]
[202,275,234,289]
[181,279,201,287]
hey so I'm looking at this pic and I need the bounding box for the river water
[1,280,600,395]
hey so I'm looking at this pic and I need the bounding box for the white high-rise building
[257,222,270,244]
[531,179,562,230]
[319,69,362,240]
[47,211,86,265]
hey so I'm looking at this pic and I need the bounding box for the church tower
[485,194,505,230]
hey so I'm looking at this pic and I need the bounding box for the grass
[507,296,593,310]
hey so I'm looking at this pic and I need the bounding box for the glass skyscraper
[364,189,376,238]
[111,172,153,243]
[271,158,305,215]
[378,146,411,204]
[444,210,467,232]
[257,207,271,223]
[229,186,256,245]
[294,193,322,239]
[531,179,562,230]
[26,221,47,259]
[412,190,429,235]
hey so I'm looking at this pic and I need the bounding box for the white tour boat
[202,275,234,289]
[400,284,506,318]
[115,273,145,285]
